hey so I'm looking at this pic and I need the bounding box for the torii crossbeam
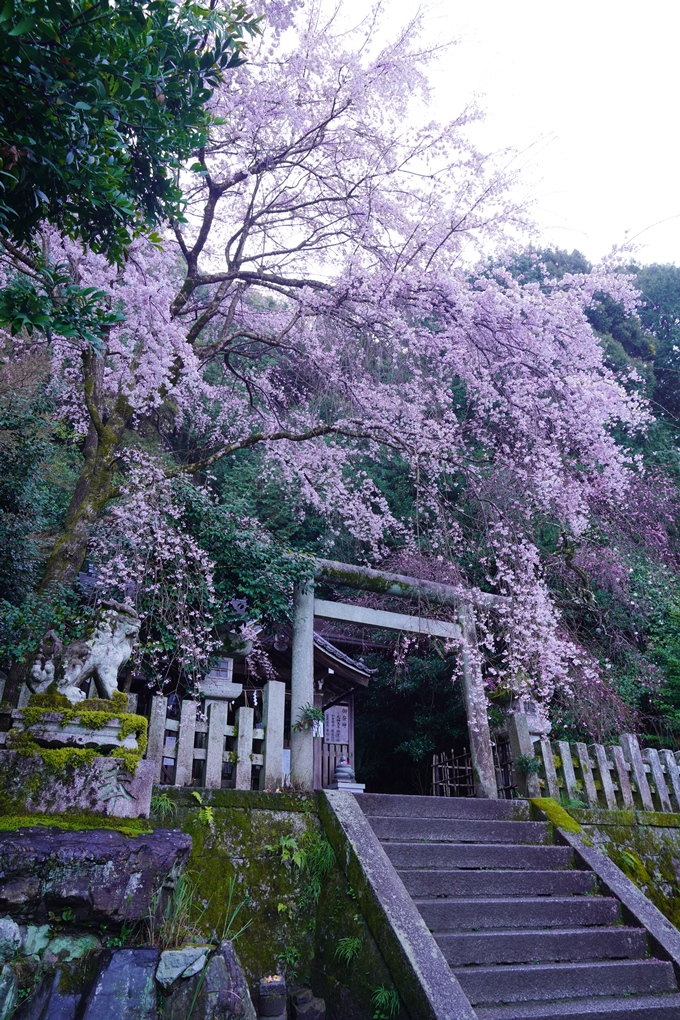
[289,558,508,798]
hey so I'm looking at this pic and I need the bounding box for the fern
[335,936,362,965]
[371,985,400,1019]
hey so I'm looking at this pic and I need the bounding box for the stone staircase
[355,793,680,1019]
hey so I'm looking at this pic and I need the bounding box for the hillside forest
[2,0,680,793]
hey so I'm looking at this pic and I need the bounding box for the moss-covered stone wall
[565,806,680,929]
[311,863,408,1020]
[156,788,404,1020]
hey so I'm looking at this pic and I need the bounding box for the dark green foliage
[354,648,468,794]
[635,263,680,424]
[178,482,314,633]
[0,0,261,262]
[0,256,124,344]
[0,382,79,604]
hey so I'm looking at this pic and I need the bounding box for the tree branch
[165,420,405,477]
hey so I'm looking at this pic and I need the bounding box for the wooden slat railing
[145,679,286,791]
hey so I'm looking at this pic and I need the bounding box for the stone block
[290,987,312,1005]
[291,997,325,1020]
[290,988,324,1020]
[0,827,191,923]
[0,750,154,818]
[258,974,287,1016]
[0,917,20,962]
[156,945,210,988]
[11,711,140,752]
[23,924,50,957]
[0,964,17,1020]
[80,948,159,1020]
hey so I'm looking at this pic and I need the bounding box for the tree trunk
[3,367,132,705]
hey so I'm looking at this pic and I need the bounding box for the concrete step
[417,895,621,931]
[384,841,575,871]
[453,959,677,1006]
[369,816,551,844]
[474,993,680,1018]
[399,869,597,899]
[436,927,648,967]
[356,793,530,821]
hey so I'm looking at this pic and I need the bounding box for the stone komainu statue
[29,601,141,704]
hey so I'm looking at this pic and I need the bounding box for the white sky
[381,0,680,266]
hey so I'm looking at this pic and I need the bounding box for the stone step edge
[413,896,618,906]
[474,991,680,1018]
[435,925,645,938]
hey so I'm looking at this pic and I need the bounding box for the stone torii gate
[289,558,509,798]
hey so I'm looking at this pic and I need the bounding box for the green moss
[15,695,148,758]
[531,797,582,833]
[8,730,97,773]
[110,747,143,774]
[0,812,150,835]
[27,687,72,711]
[574,816,680,930]
[117,714,148,753]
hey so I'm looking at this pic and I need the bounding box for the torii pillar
[290,583,315,789]
[458,603,497,799]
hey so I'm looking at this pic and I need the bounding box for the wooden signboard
[324,704,349,744]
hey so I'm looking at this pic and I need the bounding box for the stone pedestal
[327,781,365,793]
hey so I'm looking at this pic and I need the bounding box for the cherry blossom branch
[165,421,406,478]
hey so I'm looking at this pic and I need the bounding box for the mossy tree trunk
[4,354,132,705]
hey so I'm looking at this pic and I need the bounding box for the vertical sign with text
[324,704,349,744]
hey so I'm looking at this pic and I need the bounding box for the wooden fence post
[575,743,598,807]
[556,740,579,801]
[539,736,560,799]
[591,744,617,810]
[661,749,680,811]
[175,700,197,787]
[620,733,654,811]
[205,701,228,789]
[260,680,285,791]
[235,705,254,790]
[147,695,167,785]
[645,748,672,813]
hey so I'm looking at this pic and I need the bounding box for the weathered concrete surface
[530,803,680,981]
[0,827,191,922]
[0,750,154,818]
[319,790,477,1020]
[80,948,159,1019]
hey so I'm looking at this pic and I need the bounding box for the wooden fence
[535,734,680,813]
[433,731,680,812]
[145,679,286,791]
